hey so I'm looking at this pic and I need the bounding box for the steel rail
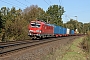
[0,36,78,55]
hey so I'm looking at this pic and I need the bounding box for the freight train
[28,20,75,39]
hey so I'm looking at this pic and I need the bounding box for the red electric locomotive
[28,20,54,39]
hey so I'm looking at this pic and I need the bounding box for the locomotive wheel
[31,37,34,40]
[39,36,43,40]
[30,36,37,40]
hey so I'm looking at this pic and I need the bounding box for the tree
[4,7,28,40]
[37,8,47,21]
[0,11,3,32]
[78,22,83,33]
[23,5,46,22]
[83,23,90,33]
[0,7,9,28]
[65,19,85,33]
[0,11,2,25]
[65,19,79,30]
[46,5,65,26]
[0,7,10,41]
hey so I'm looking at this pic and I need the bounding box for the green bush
[86,31,90,59]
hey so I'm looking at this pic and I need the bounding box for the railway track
[0,36,80,56]
[0,39,34,45]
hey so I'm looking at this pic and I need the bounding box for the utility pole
[75,16,78,33]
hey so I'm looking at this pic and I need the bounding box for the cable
[0,0,20,8]
[48,0,52,4]
[24,0,31,4]
[15,0,28,7]
[59,0,62,6]
[43,0,50,5]
[6,0,23,8]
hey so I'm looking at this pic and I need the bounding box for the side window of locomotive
[45,25,47,29]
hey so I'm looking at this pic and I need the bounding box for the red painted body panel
[28,20,54,37]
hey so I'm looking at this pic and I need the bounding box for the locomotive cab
[28,21,42,39]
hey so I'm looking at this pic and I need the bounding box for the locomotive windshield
[31,22,41,27]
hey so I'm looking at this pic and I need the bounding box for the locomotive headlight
[29,30,31,32]
[39,30,41,33]
[36,30,41,33]
[29,30,33,32]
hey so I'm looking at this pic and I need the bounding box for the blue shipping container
[63,28,67,34]
[50,24,67,35]
[70,30,74,34]
[50,24,62,35]
[59,26,63,34]
[54,25,60,34]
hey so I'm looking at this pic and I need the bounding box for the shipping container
[70,30,74,34]
[66,28,70,34]
[59,26,63,34]
[63,27,67,34]
[51,25,63,35]
[53,25,60,34]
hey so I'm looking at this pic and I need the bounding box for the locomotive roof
[31,20,46,24]
[31,20,53,26]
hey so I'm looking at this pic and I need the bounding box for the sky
[0,0,90,23]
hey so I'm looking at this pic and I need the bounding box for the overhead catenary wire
[43,0,52,23]
[0,0,20,8]
[44,0,49,5]
[48,0,52,4]
[6,0,24,8]
[59,0,62,6]
[15,0,28,7]
[24,0,31,4]
[59,0,62,15]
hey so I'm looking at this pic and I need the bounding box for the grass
[42,37,87,60]
[61,37,87,60]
